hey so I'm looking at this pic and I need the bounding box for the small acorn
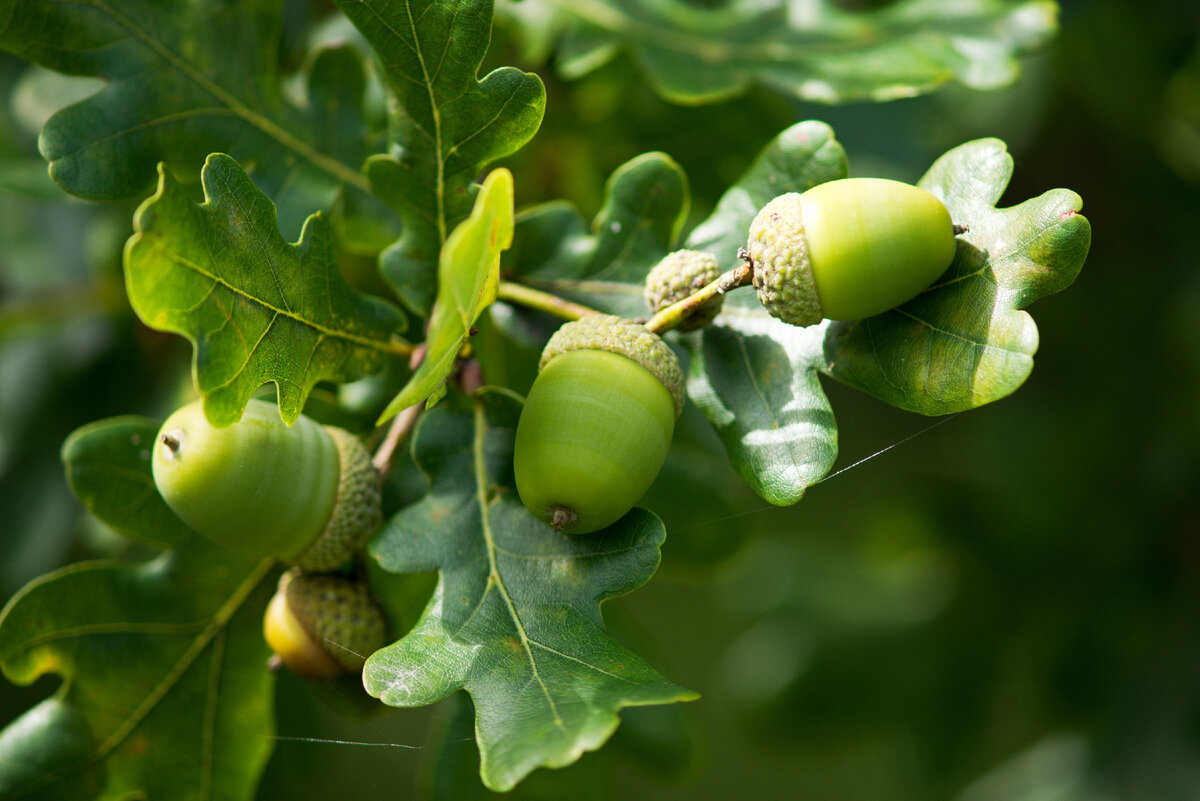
[152,398,382,572]
[748,177,961,327]
[262,569,388,679]
[514,315,684,534]
[644,249,724,331]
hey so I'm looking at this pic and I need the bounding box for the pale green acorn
[152,399,382,572]
[514,315,684,535]
[644,249,724,331]
[262,569,387,679]
[748,177,961,327]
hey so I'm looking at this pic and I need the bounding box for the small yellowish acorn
[748,178,961,326]
[262,569,387,679]
[644,249,724,331]
[513,315,684,534]
[152,398,382,572]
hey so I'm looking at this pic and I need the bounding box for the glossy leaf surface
[685,127,1089,504]
[336,0,546,314]
[124,154,407,427]
[821,138,1091,412]
[365,392,697,791]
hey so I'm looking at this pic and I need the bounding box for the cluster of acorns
[513,177,961,535]
[153,399,388,679]
[149,177,961,676]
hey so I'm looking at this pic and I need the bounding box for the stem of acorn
[371,402,422,480]
[497,259,755,337]
[550,505,578,532]
[496,281,602,321]
[644,261,754,335]
[159,431,184,462]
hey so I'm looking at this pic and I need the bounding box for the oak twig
[644,261,753,335]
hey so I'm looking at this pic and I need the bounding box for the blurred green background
[2,0,1198,799]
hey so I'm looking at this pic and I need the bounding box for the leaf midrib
[93,559,275,759]
[471,401,567,732]
[156,247,408,357]
[356,0,450,242]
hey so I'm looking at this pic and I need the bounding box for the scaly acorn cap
[265,569,388,677]
[294,426,383,573]
[643,249,724,331]
[746,192,822,327]
[540,315,685,417]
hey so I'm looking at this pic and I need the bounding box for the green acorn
[748,177,960,327]
[152,399,382,572]
[514,315,684,534]
[644,249,724,331]
[262,569,388,679]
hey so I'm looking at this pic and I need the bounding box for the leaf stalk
[496,281,602,321]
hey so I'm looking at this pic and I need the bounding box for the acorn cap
[292,427,383,573]
[277,570,387,674]
[540,315,685,416]
[643,249,724,331]
[747,192,822,327]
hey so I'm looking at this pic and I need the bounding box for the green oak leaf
[377,168,514,424]
[501,0,1059,104]
[822,138,1091,412]
[684,125,1090,505]
[0,3,380,239]
[364,391,698,792]
[335,0,546,315]
[504,152,690,318]
[686,316,839,507]
[60,415,193,550]
[0,417,277,801]
[124,153,408,427]
[681,121,847,505]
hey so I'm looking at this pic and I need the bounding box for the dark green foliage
[8,1,1170,800]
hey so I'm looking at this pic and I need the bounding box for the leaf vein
[92,559,276,760]
[12,620,212,653]
[87,0,369,191]
[528,639,638,684]
[44,107,240,162]
[491,544,650,561]
[159,251,402,355]
[199,628,226,801]
[472,401,565,731]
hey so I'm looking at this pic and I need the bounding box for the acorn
[262,569,388,679]
[747,177,961,327]
[644,249,724,331]
[152,399,382,572]
[513,315,684,534]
